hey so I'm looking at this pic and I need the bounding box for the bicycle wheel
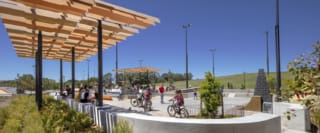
[130,99,138,107]
[167,105,175,117]
[179,108,189,118]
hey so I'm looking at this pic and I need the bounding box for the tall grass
[160,72,292,89]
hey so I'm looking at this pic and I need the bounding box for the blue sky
[0,0,319,81]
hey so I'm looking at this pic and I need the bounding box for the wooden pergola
[0,0,159,61]
[0,0,159,108]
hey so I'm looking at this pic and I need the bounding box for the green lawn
[165,72,292,89]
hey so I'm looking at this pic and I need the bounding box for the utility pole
[210,49,216,76]
[275,0,282,100]
[266,31,270,77]
[182,24,191,89]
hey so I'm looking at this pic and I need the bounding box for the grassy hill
[168,72,292,89]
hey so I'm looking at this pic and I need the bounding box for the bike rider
[144,87,152,109]
[173,89,184,114]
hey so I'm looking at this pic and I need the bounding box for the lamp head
[182,24,192,28]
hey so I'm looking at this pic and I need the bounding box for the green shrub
[0,95,101,133]
[41,95,102,133]
[199,72,222,118]
[1,96,44,133]
[112,119,133,133]
[0,108,7,128]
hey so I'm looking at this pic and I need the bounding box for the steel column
[97,20,103,106]
[60,59,63,94]
[37,31,43,110]
[116,42,118,84]
[71,47,75,99]
[35,51,38,103]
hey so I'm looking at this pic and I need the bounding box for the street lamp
[266,31,270,76]
[275,0,282,100]
[183,24,191,89]
[210,49,216,76]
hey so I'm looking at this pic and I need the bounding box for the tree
[88,77,98,86]
[199,72,222,118]
[42,78,59,90]
[17,74,35,91]
[284,41,320,131]
[103,73,113,85]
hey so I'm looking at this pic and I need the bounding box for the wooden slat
[0,0,159,62]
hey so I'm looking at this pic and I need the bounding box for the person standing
[158,85,164,104]
[193,90,197,100]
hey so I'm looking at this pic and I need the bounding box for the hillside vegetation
[170,72,292,89]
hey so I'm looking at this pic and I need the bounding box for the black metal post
[37,31,43,110]
[71,47,75,99]
[97,20,103,106]
[35,51,38,103]
[210,49,216,76]
[266,31,270,77]
[183,24,191,89]
[275,0,281,100]
[87,59,90,84]
[60,59,63,94]
[116,42,118,84]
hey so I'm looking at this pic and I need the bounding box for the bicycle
[130,93,144,107]
[167,99,189,118]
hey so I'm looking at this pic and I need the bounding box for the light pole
[183,24,191,89]
[87,59,90,84]
[275,0,281,100]
[210,49,216,76]
[266,31,270,77]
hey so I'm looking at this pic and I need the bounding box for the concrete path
[104,93,251,117]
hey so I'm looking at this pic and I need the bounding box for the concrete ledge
[117,113,281,133]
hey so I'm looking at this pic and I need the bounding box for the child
[173,90,184,113]
[193,90,197,100]
[144,88,152,110]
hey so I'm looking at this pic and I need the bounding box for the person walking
[158,85,164,104]
[193,90,197,100]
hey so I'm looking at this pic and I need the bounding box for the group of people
[79,86,96,104]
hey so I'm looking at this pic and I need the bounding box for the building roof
[0,0,160,61]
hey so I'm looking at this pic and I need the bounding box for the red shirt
[159,86,164,93]
[145,90,151,100]
[174,94,184,106]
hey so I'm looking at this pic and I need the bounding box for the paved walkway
[103,94,251,117]
[103,94,310,133]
